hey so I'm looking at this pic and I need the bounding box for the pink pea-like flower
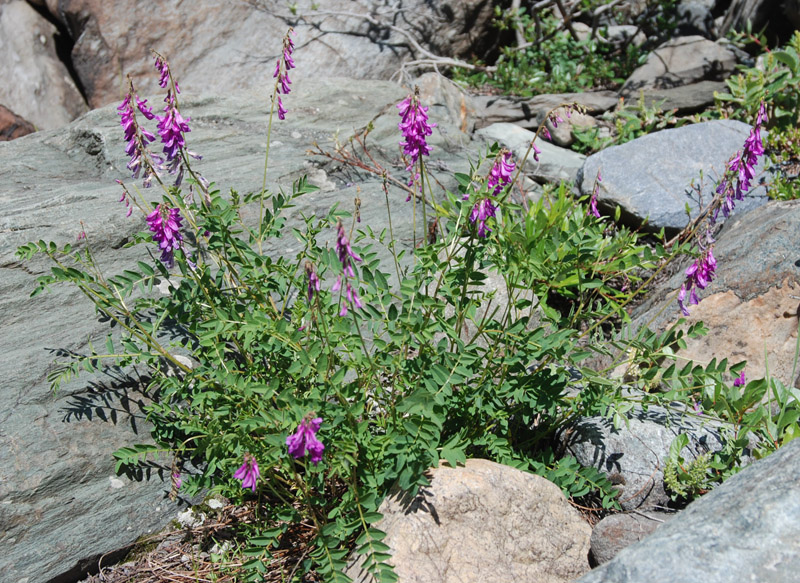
[286,416,324,465]
[233,453,260,492]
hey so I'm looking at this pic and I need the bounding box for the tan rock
[666,279,800,388]
[545,106,598,148]
[346,459,592,583]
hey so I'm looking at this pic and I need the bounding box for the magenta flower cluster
[117,79,157,187]
[274,28,295,120]
[152,55,195,184]
[678,243,716,316]
[678,101,768,315]
[286,416,324,465]
[713,102,768,223]
[469,150,516,238]
[398,90,436,171]
[332,220,363,316]
[146,204,183,268]
[234,453,260,492]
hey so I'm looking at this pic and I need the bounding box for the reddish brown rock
[0,104,35,140]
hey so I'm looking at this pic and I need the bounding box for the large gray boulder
[578,120,768,235]
[577,438,800,583]
[0,77,472,583]
[346,459,592,583]
[28,0,496,111]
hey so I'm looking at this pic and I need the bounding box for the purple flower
[336,220,362,277]
[734,370,746,387]
[332,220,363,314]
[171,471,182,490]
[117,80,157,186]
[233,453,260,492]
[678,245,716,316]
[305,261,321,302]
[286,416,324,465]
[273,28,295,119]
[156,91,191,169]
[154,55,171,89]
[277,96,288,120]
[712,101,768,223]
[587,169,602,218]
[397,89,436,171]
[470,197,497,238]
[486,150,516,195]
[146,204,183,267]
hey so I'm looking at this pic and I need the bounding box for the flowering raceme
[286,416,324,465]
[678,101,767,315]
[274,28,295,120]
[468,149,515,238]
[117,79,157,187]
[233,453,260,492]
[713,101,768,223]
[146,204,183,267]
[397,89,435,171]
[332,220,363,315]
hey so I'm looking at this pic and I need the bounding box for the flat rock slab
[577,438,800,583]
[0,78,471,583]
[346,459,592,583]
[579,120,768,235]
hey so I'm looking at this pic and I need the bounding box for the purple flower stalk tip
[118,79,157,186]
[234,453,260,492]
[587,169,602,219]
[273,28,295,119]
[397,88,436,172]
[734,370,746,387]
[305,261,320,302]
[286,416,324,465]
[333,220,363,313]
[146,204,183,267]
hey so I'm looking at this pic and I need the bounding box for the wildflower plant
[16,32,800,582]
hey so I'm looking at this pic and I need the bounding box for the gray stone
[475,122,586,186]
[630,80,728,114]
[621,36,737,98]
[578,120,769,235]
[559,399,735,510]
[346,459,592,583]
[473,91,619,131]
[0,0,87,129]
[0,78,471,583]
[590,511,673,565]
[577,438,800,583]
